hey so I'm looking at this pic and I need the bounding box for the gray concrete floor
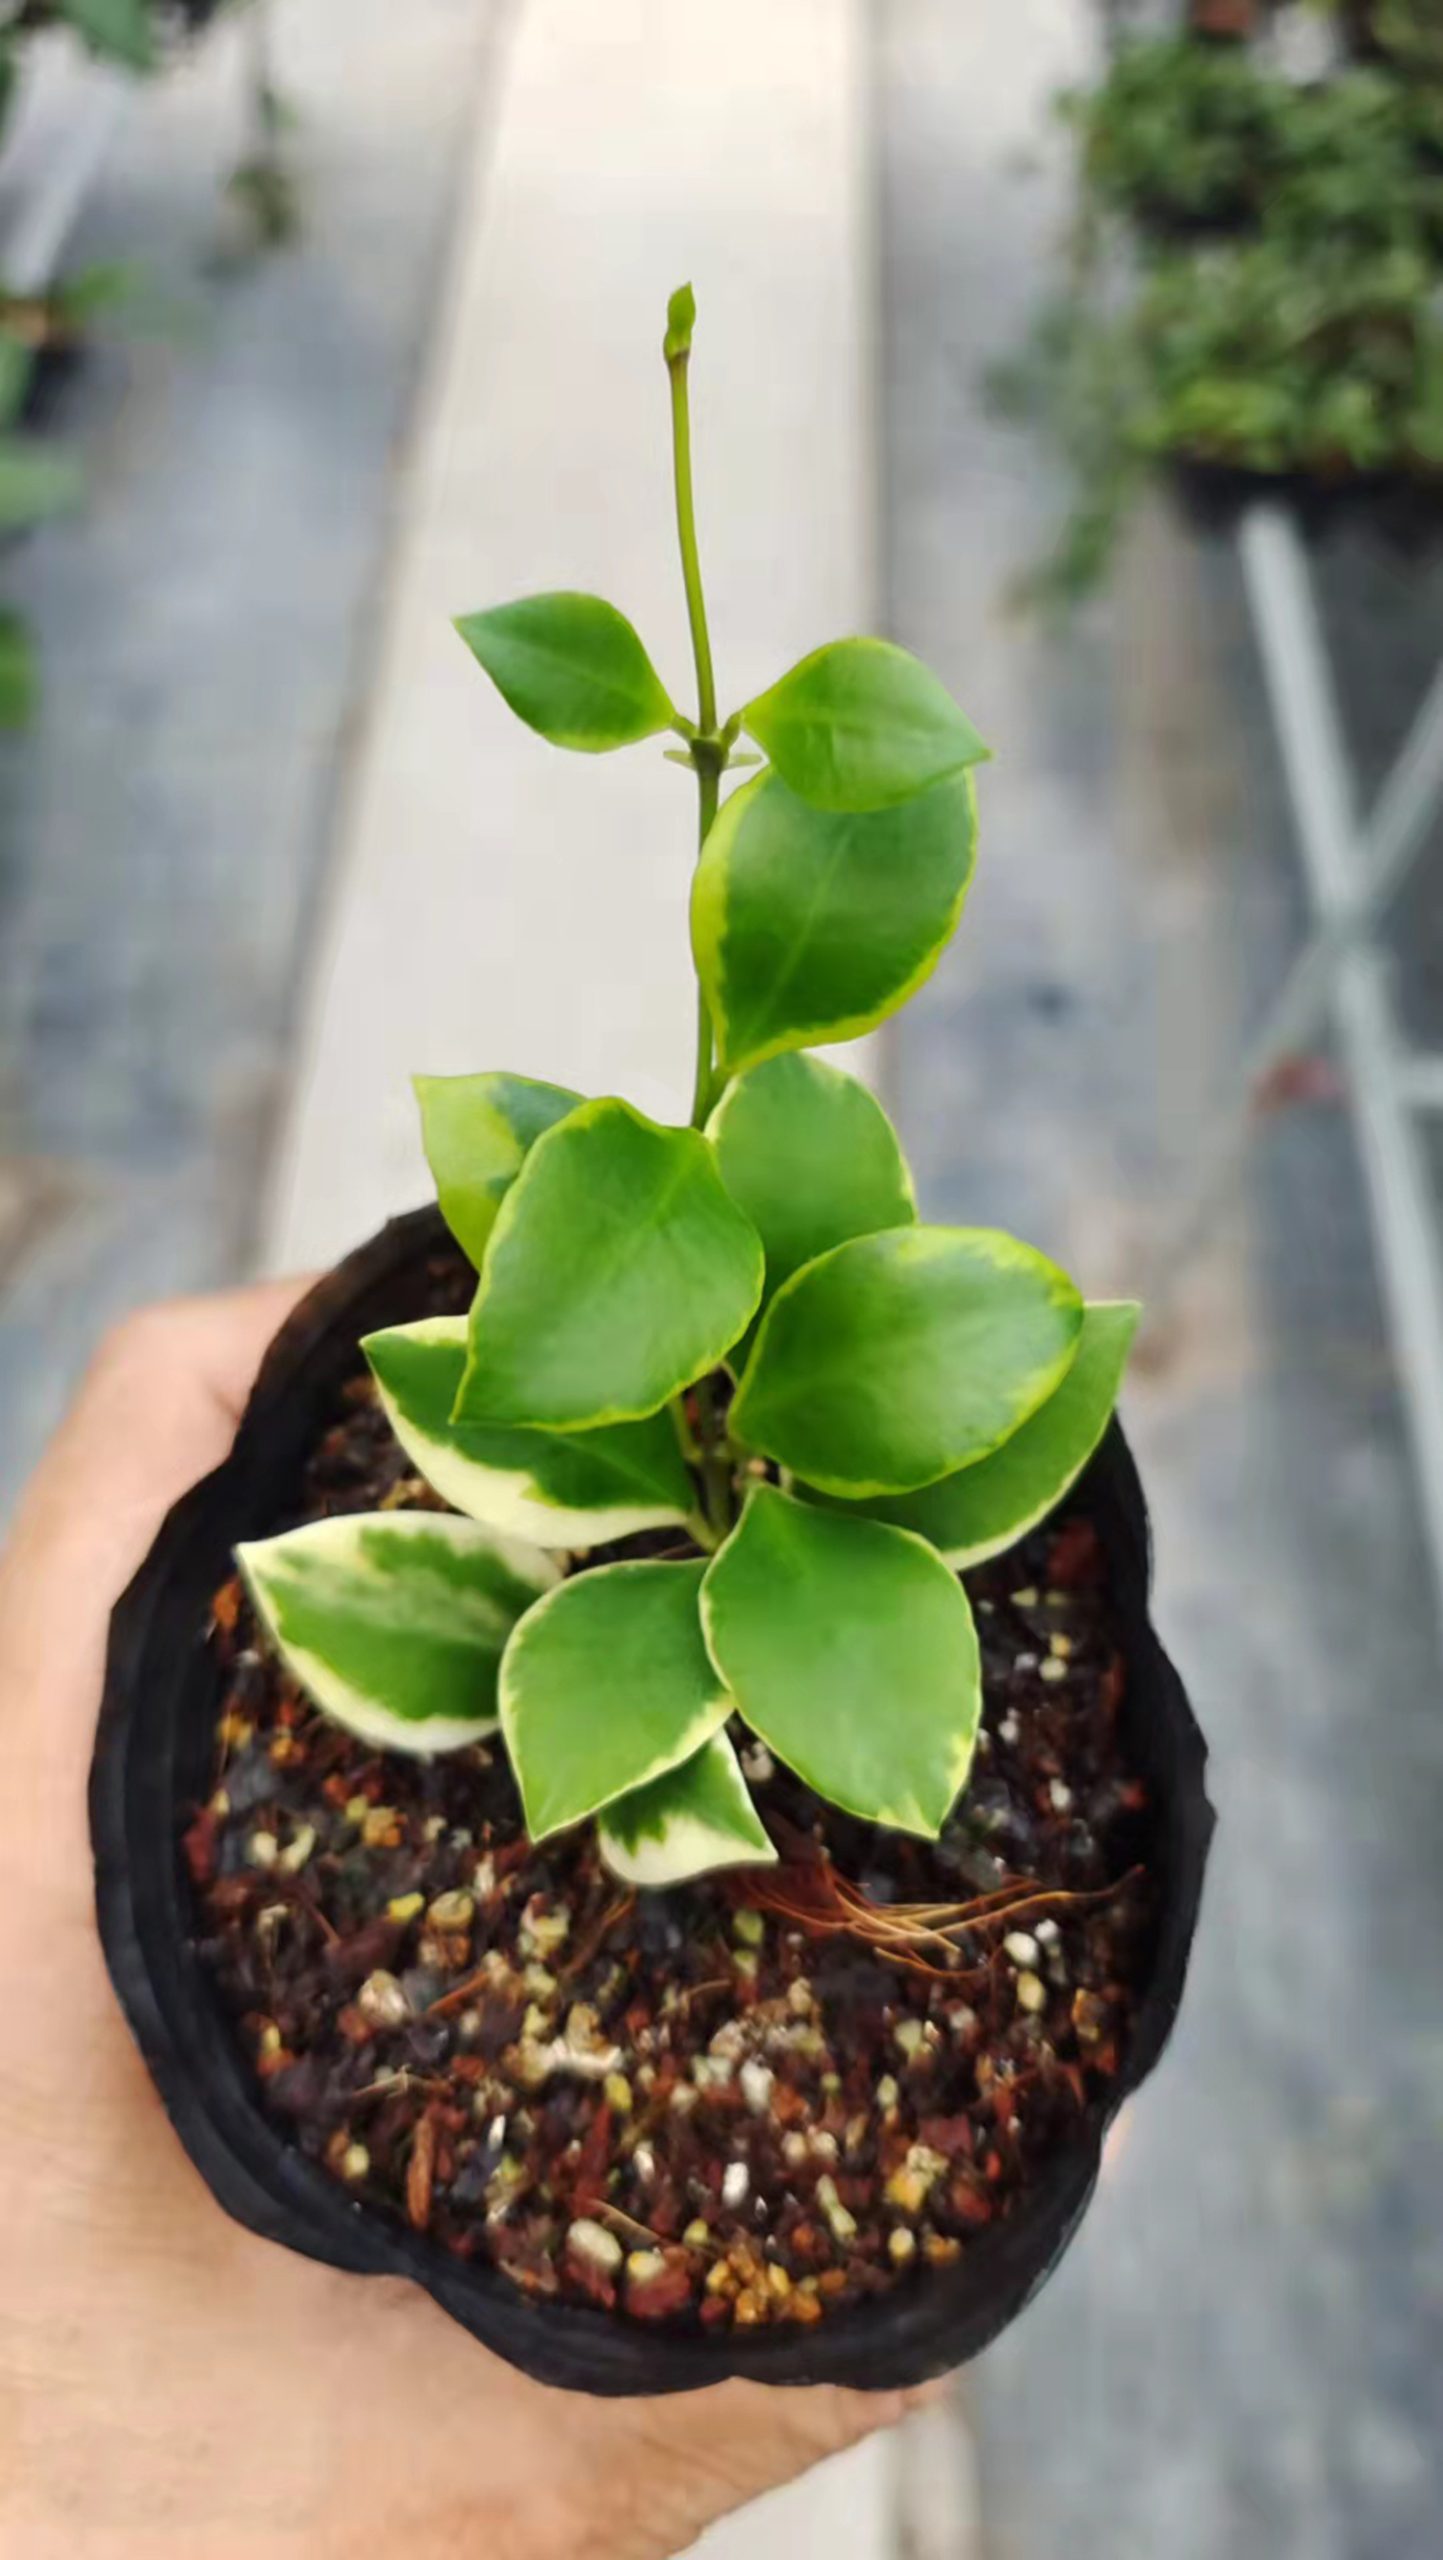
[0,3,1440,2554]
[0,0,499,1513]
[877,6,1443,2556]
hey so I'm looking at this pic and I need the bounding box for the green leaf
[455,1097,763,1431]
[363,1317,698,1546]
[742,637,988,814]
[454,592,676,751]
[597,1732,775,1886]
[706,1054,916,1346]
[701,1487,980,1836]
[500,1559,732,1839]
[0,437,84,534]
[57,0,155,71]
[691,766,977,1079]
[414,1071,581,1269]
[731,1225,1084,1498]
[0,609,36,729]
[237,1513,558,1755]
[814,1302,1139,1564]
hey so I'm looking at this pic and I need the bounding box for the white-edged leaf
[742,636,988,814]
[454,1097,763,1431]
[500,1558,732,1839]
[363,1317,699,1546]
[414,1071,581,1269]
[706,1053,916,1343]
[237,1512,558,1755]
[597,1732,775,1886]
[731,1224,1084,1498]
[826,1302,1140,1565]
[690,765,977,1079]
[701,1486,981,1837]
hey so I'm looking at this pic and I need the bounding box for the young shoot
[240,286,1140,1887]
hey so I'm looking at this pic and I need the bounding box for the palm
[0,1287,913,2559]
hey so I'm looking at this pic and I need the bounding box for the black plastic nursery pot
[1167,454,1443,552]
[90,1206,1215,2398]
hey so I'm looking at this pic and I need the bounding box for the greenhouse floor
[1,4,1440,2557]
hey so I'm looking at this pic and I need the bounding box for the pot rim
[90,1206,1216,2396]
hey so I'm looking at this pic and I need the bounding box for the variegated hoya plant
[239,287,1139,1890]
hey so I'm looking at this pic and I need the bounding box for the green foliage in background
[994,19,1443,601]
[240,290,1138,1887]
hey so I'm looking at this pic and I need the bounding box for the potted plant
[992,26,1443,601]
[91,288,1213,2395]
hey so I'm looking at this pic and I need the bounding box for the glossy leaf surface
[731,1225,1084,1497]
[455,1098,763,1430]
[237,1513,557,1755]
[363,1318,697,1546]
[706,1054,916,1330]
[500,1559,732,1839]
[828,1302,1139,1563]
[597,1732,774,1885]
[742,637,988,813]
[692,767,977,1078]
[414,1072,581,1269]
[454,592,675,750]
[701,1487,980,1836]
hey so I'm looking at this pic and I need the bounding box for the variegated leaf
[597,1732,775,1886]
[237,1512,558,1754]
[499,1558,732,1839]
[363,1317,699,1546]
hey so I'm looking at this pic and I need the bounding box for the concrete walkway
[259,5,937,2554]
[264,0,878,1264]
[0,0,495,1512]
[880,7,1443,2558]
[2,4,1440,2554]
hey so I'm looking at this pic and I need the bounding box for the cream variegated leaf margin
[822,1301,1140,1566]
[706,1053,916,1346]
[500,1558,734,1840]
[237,1512,559,1755]
[732,1224,1084,1499]
[363,1317,701,1547]
[414,1071,580,1269]
[691,765,978,1079]
[454,1097,764,1432]
[597,1732,774,1886]
[701,1486,981,1838]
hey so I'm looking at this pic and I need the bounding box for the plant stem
[667,303,727,1136]
[688,758,721,1126]
[667,292,736,1540]
[667,328,717,737]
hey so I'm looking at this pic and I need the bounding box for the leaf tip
[664,282,696,362]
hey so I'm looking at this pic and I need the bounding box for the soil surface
[188,1262,1154,2337]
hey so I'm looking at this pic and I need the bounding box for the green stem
[688,758,721,1126]
[667,293,736,1541]
[668,306,727,1137]
[667,336,717,735]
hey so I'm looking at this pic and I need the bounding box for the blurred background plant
[996,0,1443,602]
[0,0,293,722]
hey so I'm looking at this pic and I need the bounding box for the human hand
[0,1286,928,2560]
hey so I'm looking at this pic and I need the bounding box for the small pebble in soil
[189,1317,1155,2343]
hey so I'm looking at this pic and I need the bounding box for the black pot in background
[1168,455,1443,553]
[90,1208,1215,2397]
